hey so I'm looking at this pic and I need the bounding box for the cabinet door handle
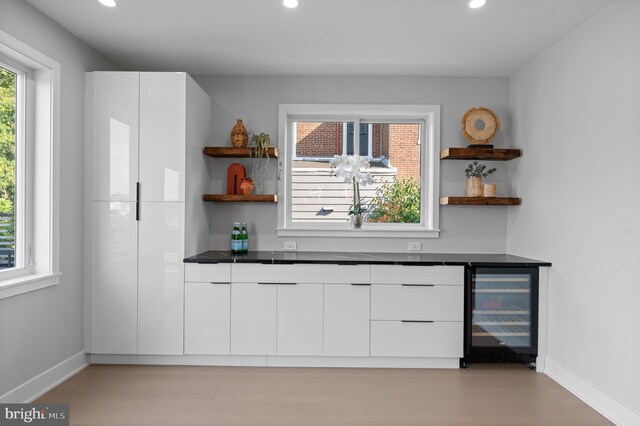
[401,320,434,323]
[401,284,435,287]
[135,182,140,221]
[350,283,370,286]
[210,282,231,285]
[258,282,297,285]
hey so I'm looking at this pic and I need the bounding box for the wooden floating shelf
[203,194,278,203]
[440,148,521,161]
[440,196,521,206]
[203,147,279,158]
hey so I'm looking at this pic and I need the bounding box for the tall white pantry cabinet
[84,72,211,355]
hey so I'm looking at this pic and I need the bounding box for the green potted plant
[464,161,496,197]
[249,132,272,193]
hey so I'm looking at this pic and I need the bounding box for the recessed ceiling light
[99,0,117,7]
[283,0,299,9]
[469,0,486,8]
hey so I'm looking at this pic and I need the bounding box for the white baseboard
[90,354,267,367]
[0,351,89,403]
[90,354,460,369]
[545,357,640,426]
[267,356,459,369]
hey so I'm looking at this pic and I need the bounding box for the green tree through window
[0,66,16,266]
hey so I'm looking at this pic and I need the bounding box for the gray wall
[508,0,640,418]
[0,0,114,398]
[194,75,512,253]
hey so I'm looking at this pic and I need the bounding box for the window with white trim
[0,61,23,271]
[277,104,440,237]
[0,31,60,299]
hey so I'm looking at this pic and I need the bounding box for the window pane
[294,121,351,159]
[344,123,370,156]
[291,122,421,224]
[0,66,16,269]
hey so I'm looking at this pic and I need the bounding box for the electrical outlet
[408,242,421,251]
[284,241,297,251]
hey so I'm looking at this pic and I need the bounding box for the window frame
[277,104,441,238]
[0,30,61,299]
[0,58,27,275]
[343,122,374,158]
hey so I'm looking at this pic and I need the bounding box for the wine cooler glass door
[471,268,538,353]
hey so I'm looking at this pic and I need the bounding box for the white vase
[466,176,483,197]
[350,213,364,229]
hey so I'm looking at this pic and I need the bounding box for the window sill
[0,272,62,300]
[276,227,440,238]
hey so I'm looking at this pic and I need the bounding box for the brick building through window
[294,122,420,180]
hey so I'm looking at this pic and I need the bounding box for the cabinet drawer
[323,265,370,284]
[371,284,463,321]
[232,263,325,284]
[370,321,463,358]
[184,263,231,283]
[371,265,463,285]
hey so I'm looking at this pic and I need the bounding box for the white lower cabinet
[184,282,231,355]
[229,282,324,356]
[370,321,463,358]
[369,265,464,359]
[183,264,232,355]
[371,284,463,321]
[230,283,277,355]
[277,284,324,356]
[180,263,464,366]
[323,284,370,357]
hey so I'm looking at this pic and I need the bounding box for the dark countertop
[184,250,551,267]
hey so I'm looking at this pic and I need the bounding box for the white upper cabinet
[139,73,187,202]
[91,72,139,202]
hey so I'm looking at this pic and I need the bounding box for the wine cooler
[464,267,539,367]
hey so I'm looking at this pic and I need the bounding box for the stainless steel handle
[258,282,297,285]
[135,182,140,221]
[401,284,435,287]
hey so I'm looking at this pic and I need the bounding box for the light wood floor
[36,364,611,426]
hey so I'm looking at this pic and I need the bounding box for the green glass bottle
[240,222,248,253]
[230,222,241,254]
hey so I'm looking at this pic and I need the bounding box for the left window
[0,31,60,299]
[0,61,24,272]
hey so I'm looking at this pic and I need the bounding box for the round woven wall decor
[461,107,500,145]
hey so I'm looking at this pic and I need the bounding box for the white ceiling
[25,0,612,77]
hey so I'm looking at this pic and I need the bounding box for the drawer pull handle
[401,320,434,323]
[401,284,435,287]
[350,283,370,286]
[258,282,297,285]
[210,282,231,285]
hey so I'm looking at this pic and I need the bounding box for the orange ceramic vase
[239,178,254,195]
[230,119,248,148]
